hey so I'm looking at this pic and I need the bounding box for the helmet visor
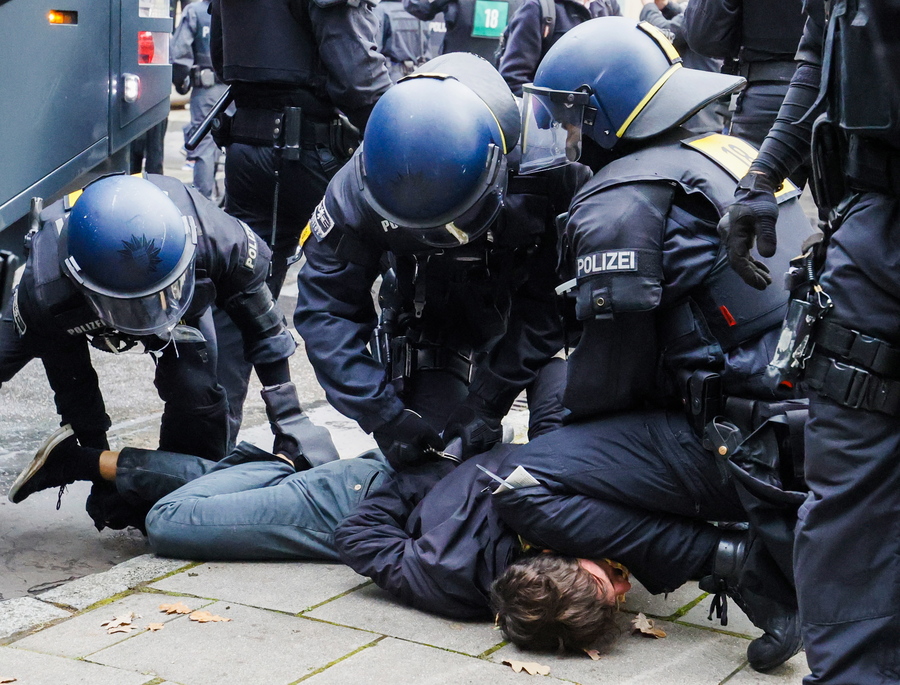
[520,86,591,174]
[84,260,196,337]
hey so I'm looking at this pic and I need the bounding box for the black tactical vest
[212,0,323,88]
[741,0,805,61]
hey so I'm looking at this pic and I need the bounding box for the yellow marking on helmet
[299,223,312,247]
[66,188,84,206]
[616,63,682,139]
[638,21,681,63]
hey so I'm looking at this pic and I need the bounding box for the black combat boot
[8,425,81,504]
[700,529,803,672]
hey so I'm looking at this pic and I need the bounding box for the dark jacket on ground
[334,444,522,619]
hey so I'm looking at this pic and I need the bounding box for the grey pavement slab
[0,646,155,685]
[681,590,762,638]
[620,579,707,619]
[151,560,369,613]
[308,582,503,656]
[37,554,191,610]
[304,636,570,685]
[0,597,71,640]
[727,653,811,683]
[89,600,375,685]
[13,592,212,658]
[491,614,752,685]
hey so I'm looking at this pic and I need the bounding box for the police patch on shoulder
[310,201,335,241]
[577,250,638,278]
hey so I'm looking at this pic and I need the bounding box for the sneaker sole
[8,424,76,503]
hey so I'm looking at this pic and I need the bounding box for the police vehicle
[0,0,173,300]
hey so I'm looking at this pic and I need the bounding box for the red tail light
[138,31,155,64]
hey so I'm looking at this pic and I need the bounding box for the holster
[680,369,723,437]
[810,113,847,216]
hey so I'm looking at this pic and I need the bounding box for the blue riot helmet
[520,18,746,173]
[59,175,198,338]
[359,53,519,248]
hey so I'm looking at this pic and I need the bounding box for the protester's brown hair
[490,554,619,652]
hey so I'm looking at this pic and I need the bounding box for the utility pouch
[684,369,723,437]
[330,113,361,161]
[765,249,832,389]
[810,113,847,216]
[210,110,233,148]
[277,107,303,162]
[190,66,216,88]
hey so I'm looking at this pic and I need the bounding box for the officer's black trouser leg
[224,143,335,299]
[794,193,900,684]
[525,356,567,440]
[154,337,229,461]
[494,410,746,595]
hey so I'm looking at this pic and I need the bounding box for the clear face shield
[83,260,196,338]
[520,86,592,174]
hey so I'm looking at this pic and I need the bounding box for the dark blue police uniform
[497,132,813,609]
[1,174,295,462]
[404,0,523,61]
[498,0,620,96]
[210,0,392,298]
[684,0,805,157]
[775,2,900,681]
[294,149,585,438]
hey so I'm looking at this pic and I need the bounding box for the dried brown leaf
[146,623,165,632]
[584,648,602,661]
[158,602,191,615]
[106,625,134,634]
[188,610,232,623]
[101,612,137,633]
[630,612,667,639]
[502,659,551,676]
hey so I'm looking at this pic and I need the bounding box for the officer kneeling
[2,174,337,530]
[489,17,814,670]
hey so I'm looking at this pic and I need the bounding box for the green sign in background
[472,0,509,38]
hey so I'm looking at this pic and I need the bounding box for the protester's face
[578,559,632,605]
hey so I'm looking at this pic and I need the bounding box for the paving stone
[0,597,71,640]
[89,600,374,685]
[13,592,211,658]
[151,560,368,613]
[680,590,762,638]
[490,614,752,685]
[621,579,707,619]
[0,646,154,685]
[304,637,570,684]
[308,583,503,656]
[727,653,811,683]
[38,554,191,610]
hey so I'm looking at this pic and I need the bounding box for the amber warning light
[48,9,78,24]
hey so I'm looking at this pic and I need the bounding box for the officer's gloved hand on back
[442,395,504,462]
[373,408,445,471]
[718,171,781,291]
[261,382,340,471]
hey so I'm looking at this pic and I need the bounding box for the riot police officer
[683,0,805,176]
[295,53,586,469]
[171,0,227,200]
[209,0,392,298]
[509,17,815,671]
[719,1,900,681]
[373,0,436,82]
[404,0,522,62]
[0,174,337,529]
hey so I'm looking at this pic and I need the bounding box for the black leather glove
[172,63,192,95]
[718,171,781,290]
[373,409,444,471]
[261,382,340,470]
[442,395,504,461]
